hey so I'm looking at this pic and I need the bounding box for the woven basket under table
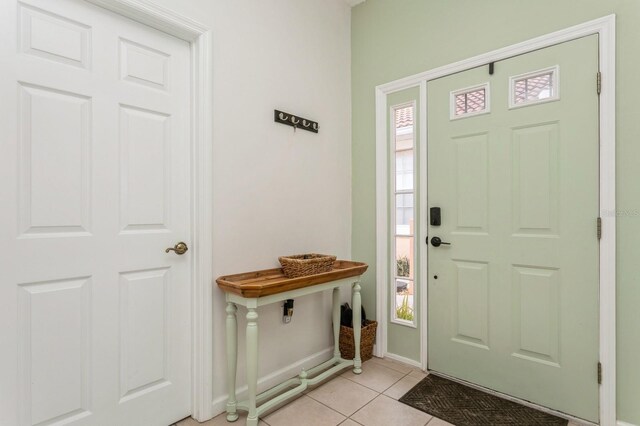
[339,320,378,362]
[278,253,337,278]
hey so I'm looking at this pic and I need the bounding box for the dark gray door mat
[399,374,568,425]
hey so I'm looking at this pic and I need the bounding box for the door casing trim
[375,15,616,425]
[84,0,214,421]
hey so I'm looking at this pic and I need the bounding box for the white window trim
[375,15,616,425]
[449,82,490,120]
[508,65,560,109]
[390,101,418,328]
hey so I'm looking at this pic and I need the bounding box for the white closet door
[0,0,192,424]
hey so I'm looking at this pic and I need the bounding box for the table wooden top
[216,260,368,298]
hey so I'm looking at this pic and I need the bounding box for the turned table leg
[226,302,239,421]
[352,281,362,374]
[246,305,259,426]
[333,287,341,359]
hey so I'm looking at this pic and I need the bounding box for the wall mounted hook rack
[274,110,319,133]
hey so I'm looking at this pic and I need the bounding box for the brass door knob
[166,242,189,255]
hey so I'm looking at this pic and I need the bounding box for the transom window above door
[450,83,490,120]
[509,65,559,108]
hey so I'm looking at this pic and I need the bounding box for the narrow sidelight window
[391,103,416,326]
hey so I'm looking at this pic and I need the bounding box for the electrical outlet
[282,299,294,324]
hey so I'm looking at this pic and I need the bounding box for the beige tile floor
[176,356,582,426]
[177,357,444,426]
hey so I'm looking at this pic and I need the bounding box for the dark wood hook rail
[274,109,319,133]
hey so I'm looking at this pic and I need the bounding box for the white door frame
[84,0,214,421]
[375,15,616,425]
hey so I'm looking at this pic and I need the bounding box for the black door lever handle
[430,236,451,247]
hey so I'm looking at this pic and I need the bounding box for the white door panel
[1,0,192,424]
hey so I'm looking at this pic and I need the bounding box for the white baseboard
[211,347,334,417]
[383,351,422,369]
[618,421,638,426]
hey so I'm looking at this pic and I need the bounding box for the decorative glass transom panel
[450,83,490,119]
[510,66,559,108]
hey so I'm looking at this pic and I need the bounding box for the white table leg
[333,287,341,359]
[246,305,259,426]
[352,281,362,374]
[226,302,239,421]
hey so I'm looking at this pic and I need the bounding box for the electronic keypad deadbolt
[430,207,442,226]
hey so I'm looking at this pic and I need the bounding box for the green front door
[427,35,600,422]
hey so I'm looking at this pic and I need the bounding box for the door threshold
[428,371,598,426]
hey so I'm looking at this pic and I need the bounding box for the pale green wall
[351,1,640,423]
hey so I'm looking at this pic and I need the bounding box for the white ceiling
[344,0,366,6]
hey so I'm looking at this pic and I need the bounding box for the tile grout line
[345,415,367,426]
[350,393,435,426]
[306,373,405,424]
[331,364,391,426]
[261,373,357,424]
[340,363,412,395]
[302,392,352,421]
[263,359,422,426]
[346,360,405,424]
[369,360,418,376]
[348,393,384,423]
[261,372,347,424]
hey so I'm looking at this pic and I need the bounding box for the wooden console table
[216,260,368,426]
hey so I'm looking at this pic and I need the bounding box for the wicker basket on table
[278,254,337,278]
[339,320,378,362]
